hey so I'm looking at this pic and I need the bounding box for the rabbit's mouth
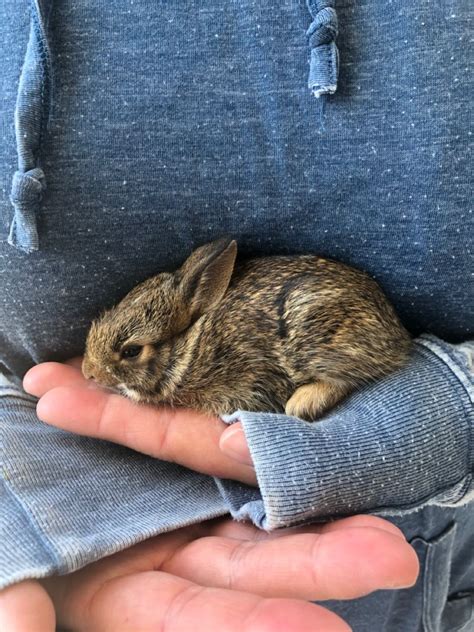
[86,381,124,397]
[117,383,143,403]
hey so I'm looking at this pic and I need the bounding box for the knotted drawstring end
[8,168,46,253]
[306,2,339,98]
[308,42,338,98]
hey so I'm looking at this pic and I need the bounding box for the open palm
[2,514,417,631]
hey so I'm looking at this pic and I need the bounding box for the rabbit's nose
[82,361,95,380]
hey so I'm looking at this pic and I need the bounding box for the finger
[163,527,419,600]
[314,515,405,538]
[35,385,257,485]
[0,581,56,632]
[206,514,406,541]
[55,570,349,632]
[23,363,89,396]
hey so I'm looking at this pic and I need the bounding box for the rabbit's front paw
[285,381,347,421]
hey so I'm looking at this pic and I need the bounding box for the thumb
[219,423,254,466]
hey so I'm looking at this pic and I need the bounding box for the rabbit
[82,238,411,421]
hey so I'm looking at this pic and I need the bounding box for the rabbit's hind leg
[285,381,349,421]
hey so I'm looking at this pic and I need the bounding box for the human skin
[0,361,420,631]
[0,514,419,632]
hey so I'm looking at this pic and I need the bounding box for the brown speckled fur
[83,238,411,420]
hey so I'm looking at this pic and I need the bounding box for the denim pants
[1,2,473,630]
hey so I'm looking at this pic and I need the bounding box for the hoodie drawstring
[8,0,53,253]
[306,0,339,98]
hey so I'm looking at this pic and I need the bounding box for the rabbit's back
[181,254,411,416]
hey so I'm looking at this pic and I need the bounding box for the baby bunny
[83,238,411,421]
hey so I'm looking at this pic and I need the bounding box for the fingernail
[220,426,254,466]
[22,369,36,395]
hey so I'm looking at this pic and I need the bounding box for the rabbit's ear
[179,238,237,319]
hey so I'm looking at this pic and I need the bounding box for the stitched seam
[32,0,54,143]
[0,393,37,405]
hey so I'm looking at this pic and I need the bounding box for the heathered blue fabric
[1,388,228,585]
[1,1,473,629]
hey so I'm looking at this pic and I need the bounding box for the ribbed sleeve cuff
[215,335,474,530]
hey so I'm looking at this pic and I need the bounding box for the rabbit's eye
[121,345,143,360]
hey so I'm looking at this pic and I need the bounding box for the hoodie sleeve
[0,373,228,590]
[215,335,474,530]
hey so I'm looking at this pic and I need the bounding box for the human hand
[24,360,258,485]
[0,516,419,631]
[20,361,419,630]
